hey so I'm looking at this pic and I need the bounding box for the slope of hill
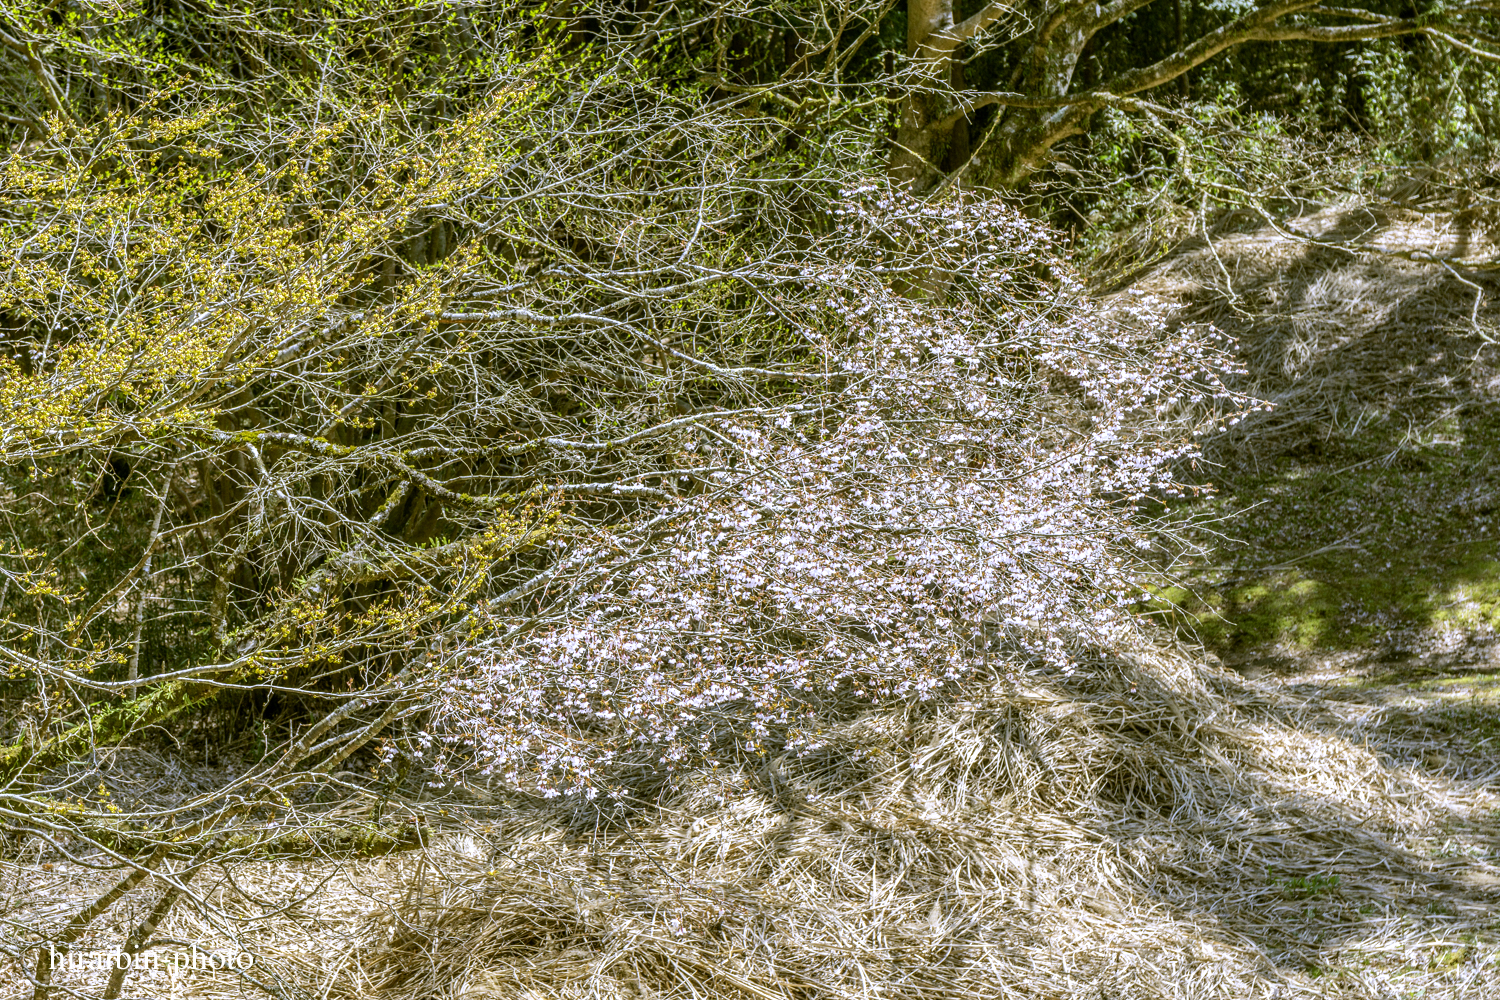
[1127,197,1500,669]
[8,200,1500,1000]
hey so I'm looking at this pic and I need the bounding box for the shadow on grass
[290,649,1500,1000]
[1126,205,1500,658]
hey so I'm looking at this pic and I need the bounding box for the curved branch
[951,2,1014,44]
[1100,0,1323,96]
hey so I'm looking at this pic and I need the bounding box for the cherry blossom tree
[423,180,1247,798]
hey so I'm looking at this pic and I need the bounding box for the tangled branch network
[428,186,1246,798]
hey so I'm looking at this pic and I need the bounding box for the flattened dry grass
[252,647,1500,998]
[12,642,1498,1000]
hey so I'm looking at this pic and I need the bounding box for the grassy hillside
[10,201,1500,1000]
[1128,203,1500,664]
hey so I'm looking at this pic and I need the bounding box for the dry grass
[1114,198,1500,478]
[1114,193,1500,655]
[7,642,1500,1000]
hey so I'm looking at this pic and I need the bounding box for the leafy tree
[888,1,1497,187]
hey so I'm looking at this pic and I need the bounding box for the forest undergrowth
[9,192,1500,1000]
[6,5,1500,998]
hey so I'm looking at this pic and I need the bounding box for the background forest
[1,3,1499,999]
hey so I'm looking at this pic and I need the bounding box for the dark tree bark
[884,0,1479,190]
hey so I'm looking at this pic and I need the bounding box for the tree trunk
[986,4,1093,189]
[889,1,960,188]
[890,2,1095,191]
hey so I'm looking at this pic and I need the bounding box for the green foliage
[1043,4,1500,270]
[1275,872,1342,899]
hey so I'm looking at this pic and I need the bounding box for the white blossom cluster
[423,185,1244,797]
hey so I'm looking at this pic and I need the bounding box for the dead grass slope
[1117,194,1500,658]
[6,642,1500,1000]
